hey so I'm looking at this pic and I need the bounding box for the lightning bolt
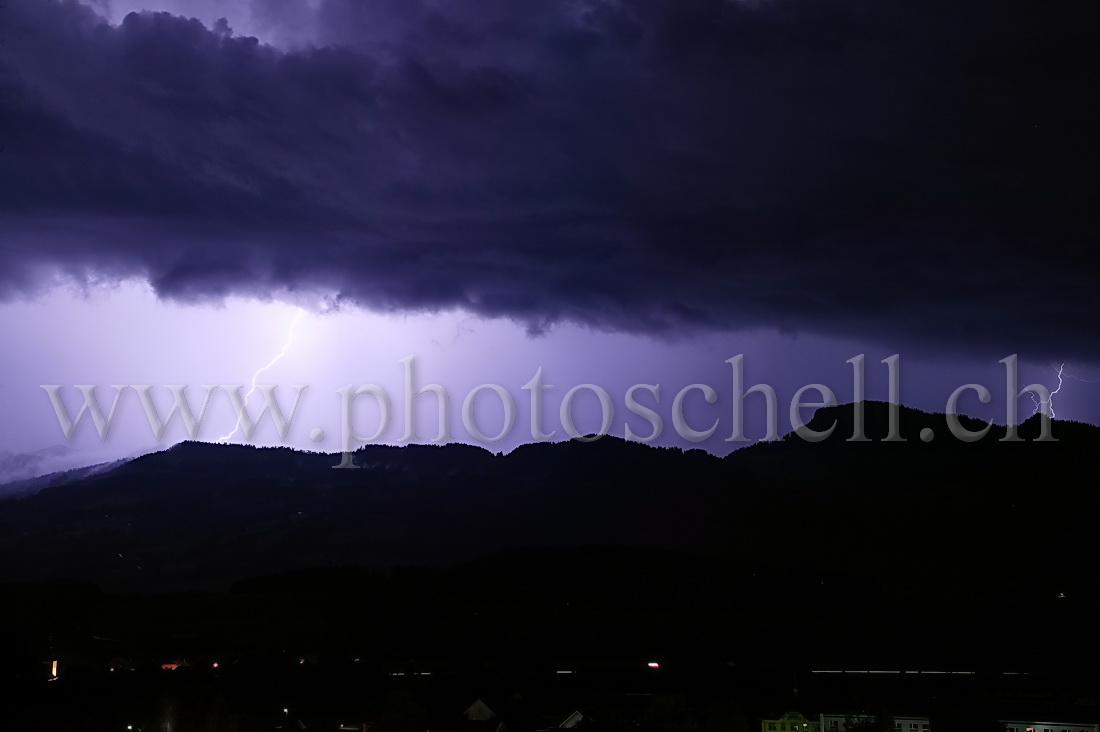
[218,308,306,443]
[1030,362,1065,419]
[1063,367,1100,384]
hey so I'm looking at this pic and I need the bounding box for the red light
[647,662,660,669]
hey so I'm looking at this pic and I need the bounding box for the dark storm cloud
[1,0,1096,355]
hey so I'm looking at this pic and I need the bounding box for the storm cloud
[1,0,1096,355]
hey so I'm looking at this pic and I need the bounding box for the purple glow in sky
[80,0,319,46]
[2,282,1096,481]
[2,0,1098,479]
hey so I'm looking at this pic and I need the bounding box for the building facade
[1001,722,1098,732]
[818,714,930,732]
[763,711,821,732]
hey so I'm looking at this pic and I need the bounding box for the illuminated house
[763,712,821,732]
[819,714,929,732]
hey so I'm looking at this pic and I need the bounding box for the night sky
[1,0,1097,472]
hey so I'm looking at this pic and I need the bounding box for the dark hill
[0,402,1094,604]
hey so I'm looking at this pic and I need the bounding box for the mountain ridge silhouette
[0,401,1093,599]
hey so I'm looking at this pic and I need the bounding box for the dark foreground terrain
[1,403,1096,729]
